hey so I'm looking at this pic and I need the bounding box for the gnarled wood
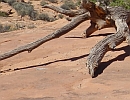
[82,19,114,38]
[42,4,87,17]
[87,10,130,77]
[0,12,90,61]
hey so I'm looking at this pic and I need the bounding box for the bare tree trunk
[82,21,98,38]
[87,6,130,77]
[0,12,90,61]
[42,4,87,17]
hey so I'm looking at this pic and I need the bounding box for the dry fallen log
[0,12,90,61]
[87,31,126,78]
[87,7,130,77]
[42,4,87,17]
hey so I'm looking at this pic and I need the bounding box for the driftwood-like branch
[87,7,130,77]
[80,0,115,37]
[87,32,125,78]
[42,4,87,17]
[0,12,90,61]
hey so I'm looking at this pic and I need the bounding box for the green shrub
[0,24,4,33]
[2,0,16,5]
[37,13,56,22]
[0,24,18,33]
[3,24,11,32]
[48,0,58,3]
[61,0,76,10]
[12,2,36,18]
[0,11,8,17]
[1,24,11,33]
[27,23,36,29]
[37,13,50,21]
[90,0,97,3]
[40,0,48,6]
[0,22,37,33]
[61,4,70,10]
[30,10,38,20]
[58,14,64,19]
[75,0,81,7]
[10,24,19,31]
[110,0,130,9]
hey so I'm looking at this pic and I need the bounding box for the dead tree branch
[42,4,87,17]
[0,12,90,61]
[87,6,130,78]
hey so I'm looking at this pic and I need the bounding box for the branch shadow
[65,36,83,38]
[0,54,89,73]
[65,33,114,39]
[89,33,114,37]
[94,45,130,78]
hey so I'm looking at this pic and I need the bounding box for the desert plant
[58,14,64,19]
[0,24,18,33]
[37,13,56,22]
[75,0,81,7]
[2,0,16,5]
[60,4,70,10]
[40,0,48,6]
[3,24,11,32]
[37,13,50,21]
[110,0,130,9]
[0,11,8,17]
[12,2,35,18]
[90,0,97,3]
[27,23,36,29]
[0,22,36,33]
[0,24,4,33]
[49,17,56,22]
[61,0,76,10]
[0,24,11,33]
[9,24,19,31]
[30,10,38,20]
[15,22,26,29]
[48,0,57,3]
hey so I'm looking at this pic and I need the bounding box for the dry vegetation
[0,0,83,33]
[0,0,129,33]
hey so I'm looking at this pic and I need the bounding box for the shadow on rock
[89,33,114,37]
[0,54,88,73]
[94,45,130,78]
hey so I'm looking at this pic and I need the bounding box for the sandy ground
[0,19,130,100]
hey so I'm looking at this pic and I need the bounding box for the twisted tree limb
[87,6,130,78]
[42,4,87,17]
[0,12,90,61]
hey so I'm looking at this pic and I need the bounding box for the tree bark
[42,4,87,17]
[0,12,90,61]
[87,7,130,77]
